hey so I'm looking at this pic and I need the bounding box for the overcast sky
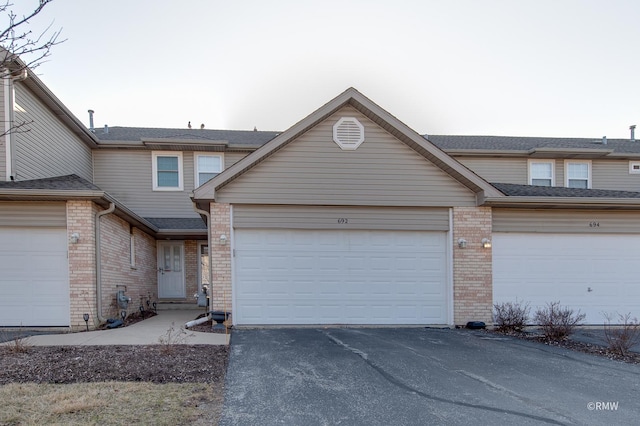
[10,0,640,139]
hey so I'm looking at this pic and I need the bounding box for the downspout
[95,202,116,322]
[193,202,212,312]
[3,74,11,180]
[3,68,27,181]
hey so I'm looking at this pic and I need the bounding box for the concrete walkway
[0,310,229,346]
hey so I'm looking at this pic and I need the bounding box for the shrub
[493,300,530,333]
[533,301,586,340]
[603,312,640,357]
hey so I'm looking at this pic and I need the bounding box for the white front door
[157,242,185,298]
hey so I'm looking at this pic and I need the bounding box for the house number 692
[337,218,349,224]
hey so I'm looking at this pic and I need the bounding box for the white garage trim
[0,227,70,326]
[493,233,640,324]
[232,228,449,325]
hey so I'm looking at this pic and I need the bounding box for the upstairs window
[152,151,183,191]
[195,154,223,187]
[528,160,554,186]
[565,161,591,189]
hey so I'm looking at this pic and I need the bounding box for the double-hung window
[528,160,554,186]
[152,151,183,191]
[195,154,223,187]
[565,161,591,189]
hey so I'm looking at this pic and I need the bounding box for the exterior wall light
[70,232,80,244]
[220,234,228,244]
[457,238,467,249]
[482,238,492,249]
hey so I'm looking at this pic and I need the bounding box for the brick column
[210,202,232,312]
[452,206,493,325]
[67,200,98,330]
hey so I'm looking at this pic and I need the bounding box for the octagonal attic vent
[333,117,365,150]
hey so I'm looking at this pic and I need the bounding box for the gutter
[95,202,115,322]
[481,196,640,209]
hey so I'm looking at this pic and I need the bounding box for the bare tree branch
[0,0,65,79]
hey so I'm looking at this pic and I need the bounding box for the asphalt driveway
[221,328,640,425]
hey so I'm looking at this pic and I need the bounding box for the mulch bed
[486,329,640,364]
[0,345,229,384]
[1,311,230,385]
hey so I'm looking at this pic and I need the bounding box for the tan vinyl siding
[233,205,449,230]
[456,157,528,184]
[0,201,66,226]
[12,83,92,182]
[218,106,475,206]
[225,152,248,168]
[93,150,198,218]
[493,208,640,234]
[592,160,640,192]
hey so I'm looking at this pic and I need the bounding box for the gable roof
[193,88,503,204]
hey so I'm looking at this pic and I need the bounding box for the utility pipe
[192,202,212,312]
[185,316,209,328]
[95,202,115,322]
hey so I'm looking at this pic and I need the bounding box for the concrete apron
[0,310,229,346]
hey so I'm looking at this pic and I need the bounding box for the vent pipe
[602,136,607,145]
[88,109,95,132]
[631,125,636,142]
[104,124,109,134]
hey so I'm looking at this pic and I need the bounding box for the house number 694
[337,218,349,224]
[589,221,600,227]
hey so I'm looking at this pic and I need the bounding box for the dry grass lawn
[0,381,223,425]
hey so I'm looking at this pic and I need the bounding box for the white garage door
[0,227,70,326]
[234,229,448,325]
[493,233,640,324]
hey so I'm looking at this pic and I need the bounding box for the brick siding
[67,201,156,330]
[210,203,232,312]
[452,206,493,325]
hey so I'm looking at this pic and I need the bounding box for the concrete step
[156,302,204,311]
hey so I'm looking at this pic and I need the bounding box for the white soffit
[333,117,365,150]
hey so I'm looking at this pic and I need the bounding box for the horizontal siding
[456,157,528,184]
[225,152,248,168]
[13,83,92,182]
[233,205,449,230]
[493,208,640,234]
[592,160,640,192]
[93,150,198,218]
[0,201,66,226]
[218,106,475,207]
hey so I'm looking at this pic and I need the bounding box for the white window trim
[527,159,555,186]
[564,160,592,189]
[152,151,183,191]
[194,153,224,188]
[629,161,640,174]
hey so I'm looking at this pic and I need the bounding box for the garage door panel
[234,229,448,325]
[494,233,640,324]
[0,227,69,326]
